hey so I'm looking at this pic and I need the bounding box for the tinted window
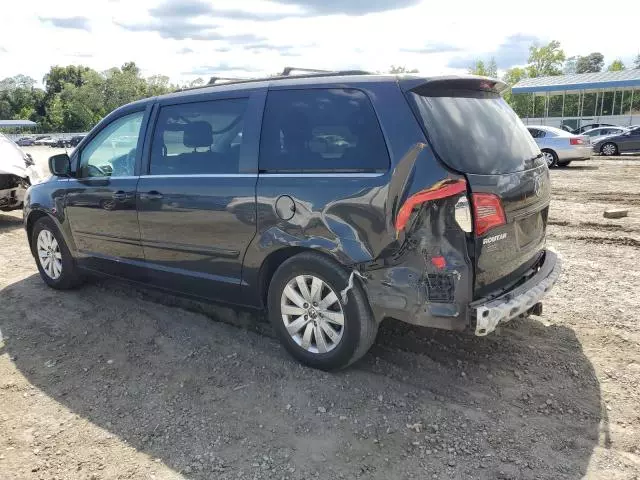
[528,128,545,139]
[259,88,389,173]
[79,111,144,178]
[409,91,541,174]
[150,98,248,175]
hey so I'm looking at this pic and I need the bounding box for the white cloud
[1,0,639,86]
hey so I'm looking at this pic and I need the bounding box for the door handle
[112,191,127,201]
[140,190,163,200]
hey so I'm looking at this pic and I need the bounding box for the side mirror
[48,153,71,177]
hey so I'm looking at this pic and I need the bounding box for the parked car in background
[34,136,56,146]
[592,126,640,156]
[0,133,36,211]
[69,135,86,147]
[527,125,590,167]
[573,123,615,134]
[23,73,561,370]
[16,137,35,146]
[51,137,72,148]
[582,126,628,143]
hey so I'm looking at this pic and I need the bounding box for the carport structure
[512,70,640,129]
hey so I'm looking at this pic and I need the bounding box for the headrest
[183,121,213,148]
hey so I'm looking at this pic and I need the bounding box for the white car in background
[0,133,39,211]
[526,125,591,168]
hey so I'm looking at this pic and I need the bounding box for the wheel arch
[25,210,53,253]
[256,246,352,309]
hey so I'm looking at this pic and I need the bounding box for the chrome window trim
[137,172,385,179]
[259,172,386,178]
[74,175,140,180]
[139,174,258,179]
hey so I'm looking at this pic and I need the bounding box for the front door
[136,92,262,302]
[622,127,640,152]
[65,108,149,278]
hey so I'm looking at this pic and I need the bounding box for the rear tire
[542,149,558,168]
[267,252,377,370]
[601,142,618,156]
[32,217,84,290]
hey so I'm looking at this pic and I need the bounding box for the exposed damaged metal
[0,133,37,212]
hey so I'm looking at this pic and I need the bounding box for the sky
[1,0,639,85]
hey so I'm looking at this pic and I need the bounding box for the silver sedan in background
[527,125,591,167]
[582,126,628,144]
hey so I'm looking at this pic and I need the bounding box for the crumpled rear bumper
[470,250,561,336]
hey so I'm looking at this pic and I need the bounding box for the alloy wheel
[280,275,344,354]
[602,143,617,156]
[544,151,555,167]
[37,229,62,280]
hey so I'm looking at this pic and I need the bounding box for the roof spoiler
[400,75,508,95]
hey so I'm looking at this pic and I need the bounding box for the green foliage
[468,58,498,78]
[388,65,419,74]
[633,54,640,69]
[607,59,625,72]
[1,62,177,132]
[502,67,530,116]
[527,40,565,77]
[575,52,604,73]
[563,56,577,74]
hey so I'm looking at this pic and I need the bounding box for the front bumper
[470,250,561,336]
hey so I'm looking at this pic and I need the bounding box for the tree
[388,65,419,74]
[607,59,625,72]
[527,40,565,77]
[468,58,498,78]
[634,54,640,69]
[187,78,205,88]
[563,56,577,74]
[43,65,92,97]
[502,67,530,116]
[575,52,604,73]
[146,75,172,96]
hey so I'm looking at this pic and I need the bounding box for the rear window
[408,90,542,174]
[259,88,389,173]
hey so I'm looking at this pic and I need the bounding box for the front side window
[79,111,144,178]
[259,88,389,173]
[149,98,248,175]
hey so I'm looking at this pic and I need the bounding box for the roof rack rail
[177,68,374,93]
[208,76,250,85]
[281,67,371,76]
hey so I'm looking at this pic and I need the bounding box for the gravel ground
[1,152,639,479]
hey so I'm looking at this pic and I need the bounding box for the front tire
[601,142,618,156]
[542,149,558,168]
[32,217,84,289]
[267,252,377,370]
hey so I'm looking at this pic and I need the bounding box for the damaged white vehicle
[0,133,38,211]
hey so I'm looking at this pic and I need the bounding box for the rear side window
[259,88,389,173]
[409,90,542,174]
[528,128,545,139]
[150,98,248,175]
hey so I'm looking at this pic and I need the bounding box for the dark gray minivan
[24,72,561,370]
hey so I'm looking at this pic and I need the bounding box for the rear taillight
[472,193,506,236]
[570,138,584,145]
[395,179,467,236]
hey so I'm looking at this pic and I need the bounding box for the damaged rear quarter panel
[363,192,473,330]
[242,80,473,325]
